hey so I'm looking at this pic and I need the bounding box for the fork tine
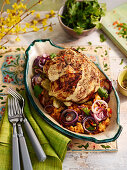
[12,98,17,116]
[11,98,15,116]
[8,98,11,117]
[15,98,22,116]
[8,88,21,100]
[9,87,22,98]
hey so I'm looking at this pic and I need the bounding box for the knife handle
[12,123,20,170]
[23,118,46,162]
[17,123,33,170]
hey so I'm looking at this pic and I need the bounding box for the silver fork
[15,98,33,170]
[8,97,20,170]
[8,87,46,162]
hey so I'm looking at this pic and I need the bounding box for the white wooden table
[3,1,127,169]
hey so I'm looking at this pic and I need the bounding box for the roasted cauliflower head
[43,48,100,103]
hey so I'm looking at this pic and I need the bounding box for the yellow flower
[33,26,40,32]
[18,10,23,15]
[15,36,21,42]
[5,0,10,4]
[25,23,30,28]
[31,10,35,15]
[0,33,5,39]
[12,3,18,9]
[42,19,47,26]
[19,2,26,9]
[33,20,38,25]
[43,26,47,31]
[50,10,55,16]
[7,9,11,13]
[10,28,15,33]
[2,46,6,50]
[45,14,50,19]
[15,25,22,33]
[22,27,26,32]
[36,13,40,19]
[49,26,53,32]
[38,0,42,4]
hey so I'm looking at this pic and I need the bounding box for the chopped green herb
[76,46,80,51]
[50,53,56,59]
[101,55,103,57]
[105,50,108,55]
[104,68,109,71]
[96,46,102,49]
[21,47,25,51]
[81,47,85,51]
[100,33,106,42]
[104,63,108,68]
[0,56,2,58]
[76,47,86,51]
[94,50,97,52]
[123,65,127,69]
[120,59,124,65]
[88,41,92,45]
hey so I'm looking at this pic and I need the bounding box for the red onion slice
[93,108,108,122]
[92,100,108,113]
[31,74,42,88]
[44,105,54,114]
[92,100,108,122]
[82,117,98,133]
[32,54,50,72]
[60,109,78,126]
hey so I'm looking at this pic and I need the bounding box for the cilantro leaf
[88,41,92,45]
[50,53,56,59]
[120,59,124,65]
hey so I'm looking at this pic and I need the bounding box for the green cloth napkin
[0,90,71,170]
